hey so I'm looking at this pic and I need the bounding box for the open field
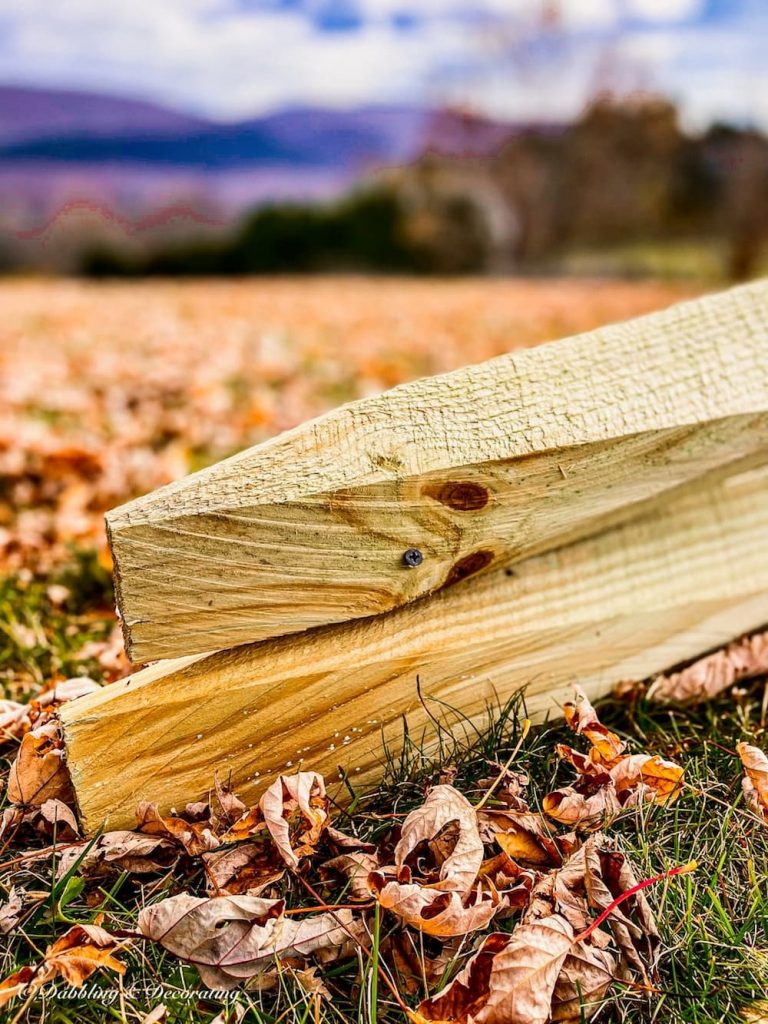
[7,276,768,1024]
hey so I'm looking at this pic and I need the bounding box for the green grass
[2,561,768,1023]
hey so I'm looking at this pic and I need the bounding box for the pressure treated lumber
[64,464,768,833]
[109,279,768,662]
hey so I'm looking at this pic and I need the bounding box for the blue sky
[0,0,765,127]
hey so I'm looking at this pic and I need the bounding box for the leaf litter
[0,674,720,1022]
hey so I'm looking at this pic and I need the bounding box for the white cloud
[0,0,763,129]
[626,0,703,22]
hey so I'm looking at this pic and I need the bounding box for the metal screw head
[402,547,424,568]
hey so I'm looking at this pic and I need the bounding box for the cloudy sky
[0,0,765,127]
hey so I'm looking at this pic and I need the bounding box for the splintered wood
[108,280,768,663]
[63,466,768,832]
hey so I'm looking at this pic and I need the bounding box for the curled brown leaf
[737,742,768,821]
[0,923,127,1008]
[648,631,768,705]
[371,876,501,938]
[138,893,363,988]
[417,916,575,1024]
[7,719,74,807]
[55,829,177,880]
[202,842,284,897]
[225,771,329,868]
[395,785,484,894]
[136,802,219,856]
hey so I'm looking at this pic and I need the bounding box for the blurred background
[1,0,767,662]
[0,0,766,280]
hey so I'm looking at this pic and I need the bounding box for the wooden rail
[108,280,768,663]
[64,465,768,833]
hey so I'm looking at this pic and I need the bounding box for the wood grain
[108,280,768,662]
[65,465,768,833]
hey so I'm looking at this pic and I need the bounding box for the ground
[3,276,766,1024]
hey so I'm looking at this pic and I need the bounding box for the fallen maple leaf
[479,808,563,868]
[563,690,625,765]
[395,785,484,894]
[647,631,768,704]
[260,772,329,867]
[0,923,127,1008]
[225,771,329,868]
[44,922,128,987]
[138,892,363,988]
[136,801,219,856]
[417,917,575,1024]
[0,887,23,935]
[207,775,247,834]
[202,842,285,896]
[37,798,80,838]
[580,838,660,983]
[543,690,683,828]
[737,742,768,821]
[7,719,74,807]
[550,941,616,1021]
[55,829,177,880]
[371,875,501,938]
[320,851,379,901]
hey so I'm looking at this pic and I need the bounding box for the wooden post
[108,280,768,663]
[63,465,768,833]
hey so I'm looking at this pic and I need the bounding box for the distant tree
[82,188,427,277]
[703,125,768,279]
[561,95,687,245]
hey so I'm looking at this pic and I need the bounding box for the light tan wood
[65,465,768,833]
[108,280,768,663]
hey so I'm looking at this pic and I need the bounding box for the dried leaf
[563,688,625,765]
[136,802,219,856]
[418,917,574,1024]
[208,775,247,833]
[226,772,329,868]
[292,964,332,999]
[0,924,127,1007]
[320,851,379,900]
[551,942,616,1021]
[544,691,683,828]
[43,923,128,987]
[0,887,24,935]
[7,720,74,807]
[0,966,36,1009]
[203,842,284,896]
[372,876,500,937]
[737,742,768,821]
[138,893,362,988]
[524,835,659,983]
[324,825,376,853]
[479,809,563,867]
[581,838,659,982]
[38,798,80,838]
[55,830,177,880]
[648,631,768,704]
[260,772,329,868]
[395,786,484,895]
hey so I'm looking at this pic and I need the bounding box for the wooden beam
[64,464,768,833]
[108,280,768,662]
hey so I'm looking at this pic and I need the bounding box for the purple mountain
[0,84,521,242]
[0,85,208,144]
